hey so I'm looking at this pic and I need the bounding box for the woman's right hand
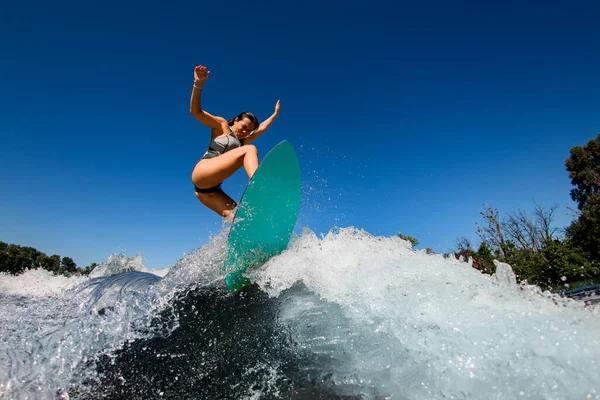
[194,65,210,86]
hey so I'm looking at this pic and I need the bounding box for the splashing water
[252,228,600,398]
[0,227,598,399]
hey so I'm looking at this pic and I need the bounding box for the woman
[190,65,280,219]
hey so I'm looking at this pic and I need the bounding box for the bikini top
[201,129,244,160]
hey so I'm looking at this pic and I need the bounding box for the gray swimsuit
[194,130,244,193]
[201,131,244,160]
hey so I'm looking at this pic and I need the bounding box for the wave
[1,227,599,399]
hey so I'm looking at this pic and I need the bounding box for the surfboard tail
[225,271,251,292]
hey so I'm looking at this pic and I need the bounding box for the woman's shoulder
[209,125,229,139]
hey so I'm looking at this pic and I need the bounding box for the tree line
[403,134,600,290]
[0,241,97,276]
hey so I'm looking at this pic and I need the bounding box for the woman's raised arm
[189,65,229,132]
[245,100,281,143]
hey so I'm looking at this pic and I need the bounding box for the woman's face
[232,117,256,138]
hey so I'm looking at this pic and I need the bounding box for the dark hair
[228,112,259,129]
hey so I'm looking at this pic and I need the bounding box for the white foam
[149,267,171,277]
[0,269,88,297]
[251,227,600,399]
[0,253,171,298]
[89,253,148,277]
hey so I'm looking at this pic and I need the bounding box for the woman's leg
[192,145,258,189]
[195,191,237,218]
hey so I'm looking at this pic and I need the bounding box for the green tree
[1,241,98,277]
[1,243,46,274]
[21,246,43,270]
[565,195,600,259]
[542,239,600,285]
[81,262,98,275]
[0,241,8,273]
[4,244,30,274]
[565,133,600,211]
[506,248,548,286]
[397,233,419,247]
[39,254,61,274]
[473,241,495,274]
[60,256,78,275]
[565,134,600,259]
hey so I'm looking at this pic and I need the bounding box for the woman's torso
[201,129,244,160]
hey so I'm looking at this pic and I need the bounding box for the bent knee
[244,144,258,155]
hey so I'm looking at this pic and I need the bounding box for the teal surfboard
[224,140,302,292]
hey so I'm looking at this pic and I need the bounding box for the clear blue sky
[1,0,598,270]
